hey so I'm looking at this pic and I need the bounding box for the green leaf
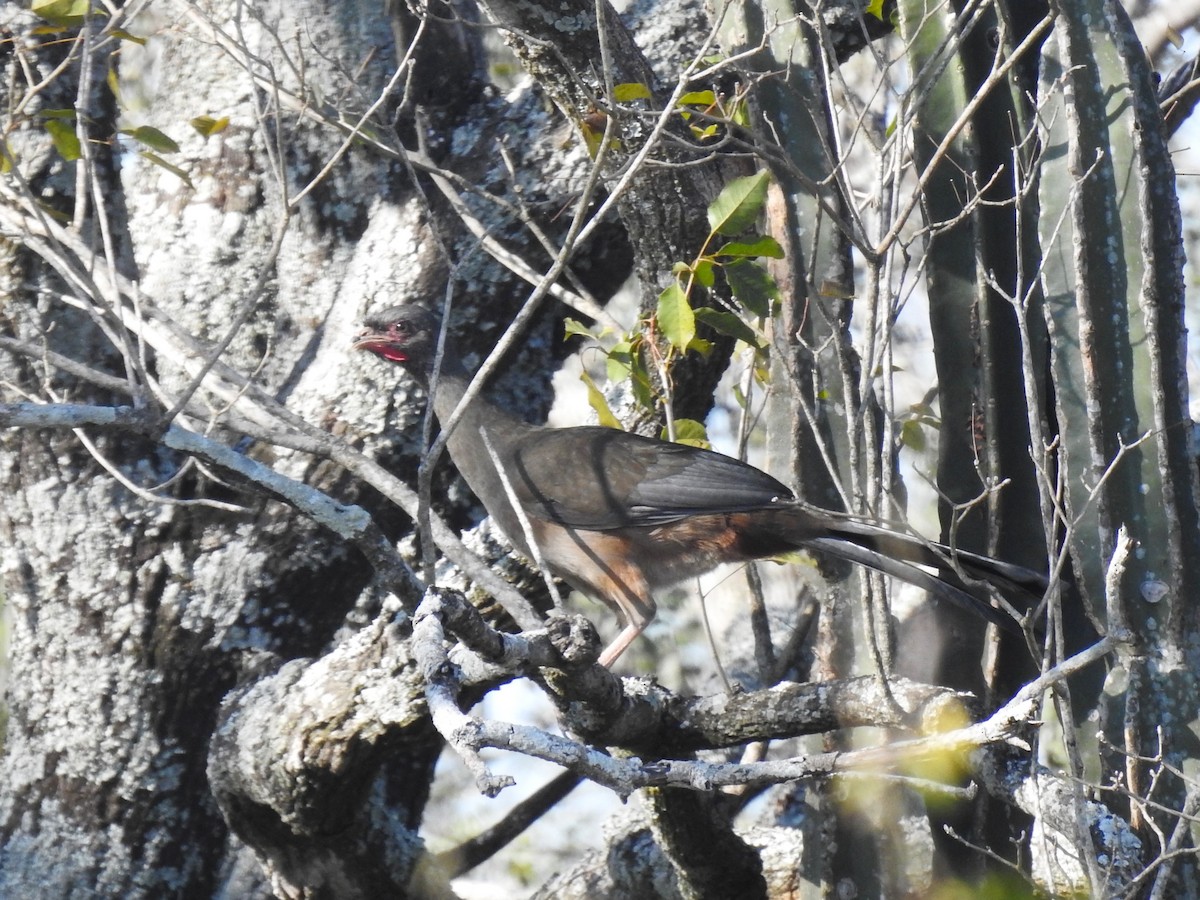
[767,550,812,567]
[706,171,770,236]
[900,418,926,452]
[729,99,750,128]
[609,340,655,411]
[629,360,655,410]
[865,0,886,21]
[692,258,715,288]
[32,0,91,15]
[753,357,770,385]
[140,151,193,188]
[580,116,605,158]
[715,235,784,259]
[563,318,593,340]
[657,283,695,351]
[606,341,632,383]
[579,370,622,429]
[491,61,517,79]
[731,383,747,410]
[909,401,936,418]
[38,108,76,120]
[678,90,716,107]
[43,119,81,162]
[31,0,94,25]
[106,67,122,105]
[110,29,146,44]
[190,115,230,137]
[724,260,781,318]
[613,82,652,102]
[694,307,762,346]
[818,280,856,299]
[665,418,710,449]
[122,126,180,154]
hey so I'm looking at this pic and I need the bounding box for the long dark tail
[820,517,1048,595]
[802,536,1020,634]
[790,512,1048,636]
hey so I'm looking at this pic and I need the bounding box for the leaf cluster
[10,5,231,186]
[566,171,783,446]
[582,77,750,156]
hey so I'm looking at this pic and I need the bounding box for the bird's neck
[424,362,537,553]
[426,363,530,439]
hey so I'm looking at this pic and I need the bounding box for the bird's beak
[352,329,408,363]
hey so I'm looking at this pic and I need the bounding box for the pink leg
[598,621,647,668]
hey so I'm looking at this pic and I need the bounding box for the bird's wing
[507,426,793,530]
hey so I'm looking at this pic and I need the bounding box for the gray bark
[1,0,1184,897]
[0,0,591,894]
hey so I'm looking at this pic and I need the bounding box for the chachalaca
[355,304,1041,666]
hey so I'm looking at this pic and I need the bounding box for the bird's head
[353,303,445,381]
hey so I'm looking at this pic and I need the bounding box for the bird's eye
[391,321,408,334]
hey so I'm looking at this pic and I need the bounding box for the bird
[354,303,1042,667]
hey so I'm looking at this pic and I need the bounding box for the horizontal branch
[414,582,1117,797]
[486,637,1112,796]
[0,401,423,604]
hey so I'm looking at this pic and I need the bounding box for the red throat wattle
[356,338,408,364]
